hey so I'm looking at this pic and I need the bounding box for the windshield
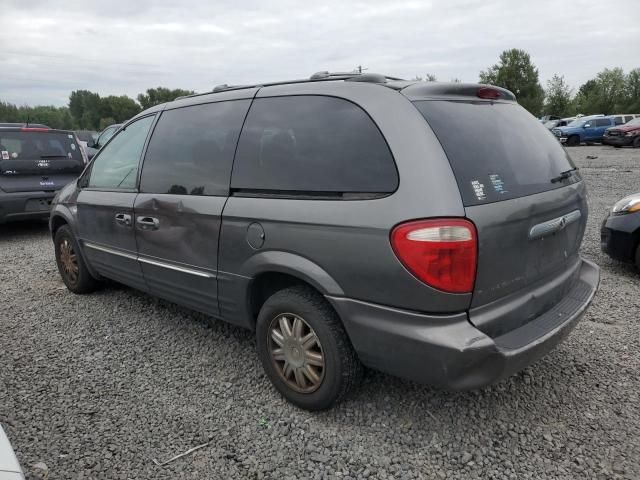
[0,131,83,162]
[544,120,558,127]
[414,100,577,206]
[626,118,640,126]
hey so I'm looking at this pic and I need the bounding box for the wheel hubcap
[59,238,79,284]
[268,313,325,393]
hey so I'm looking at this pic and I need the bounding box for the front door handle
[136,216,159,230]
[115,213,132,227]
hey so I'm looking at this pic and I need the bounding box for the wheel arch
[50,213,70,239]
[50,210,100,280]
[241,251,345,326]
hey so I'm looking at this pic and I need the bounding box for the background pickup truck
[552,116,616,146]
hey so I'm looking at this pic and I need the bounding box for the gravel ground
[1,145,639,480]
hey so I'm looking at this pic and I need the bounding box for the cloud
[1,0,638,106]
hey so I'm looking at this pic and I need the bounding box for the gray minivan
[50,72,599,410]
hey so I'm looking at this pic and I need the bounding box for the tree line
[0,87,194,131]
[417,49,639,118]
[1,50,638,130]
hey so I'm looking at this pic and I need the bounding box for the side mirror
[583,124,591,128]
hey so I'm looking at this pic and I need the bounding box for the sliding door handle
[114,213,132,227]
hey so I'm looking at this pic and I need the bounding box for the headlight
[612,193,640,215]
[625,131,638,137]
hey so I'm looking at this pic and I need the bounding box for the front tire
[54,225,99,294]
[256,285,362,411]
[633,137,640,148]
[566,135,580,147]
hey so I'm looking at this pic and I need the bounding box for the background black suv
[0,126,86,223]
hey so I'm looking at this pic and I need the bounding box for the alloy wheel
[268,313,325,393]
[59,238,79,285]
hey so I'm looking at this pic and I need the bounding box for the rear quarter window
[231,95,398,195]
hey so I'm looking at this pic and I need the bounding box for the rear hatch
[0,129,85,193]
[412,94,587,337]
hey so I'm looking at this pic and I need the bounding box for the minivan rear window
[0,130,84,175]
[0,131,83,163]
[414,101,577,206]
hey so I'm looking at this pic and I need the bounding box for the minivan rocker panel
[50,74,599,409]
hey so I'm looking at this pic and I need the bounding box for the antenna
[355,65,368,74]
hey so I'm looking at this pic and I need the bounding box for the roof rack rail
[174,71,407,101]
[309,71,360,80]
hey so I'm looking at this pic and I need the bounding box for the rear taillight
[391,219,477,294]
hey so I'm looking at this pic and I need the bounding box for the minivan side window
[231,96,398,194]
[140,100,250,196]
[613,117,624,125]
[88,116,155,190]
[596,118,611,127]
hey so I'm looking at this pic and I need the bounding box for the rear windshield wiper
[551,167,578,183]
[39,154,68,158]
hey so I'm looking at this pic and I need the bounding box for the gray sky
[2,0,638,106]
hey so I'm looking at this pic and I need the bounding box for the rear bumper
[601,212,640,262]
[329,258,599,389]
[602,136,634,146]
[0,190,56,223]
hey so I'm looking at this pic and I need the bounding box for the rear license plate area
[25,198,53,212]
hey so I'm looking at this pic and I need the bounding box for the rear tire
[255,285,362,411]
[635,244,640,271]
[566,135,580,147]
[54,225,99,294]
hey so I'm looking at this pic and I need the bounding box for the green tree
[544,74,572,117]
[571,68,629,115]
[624,68,640,112]
[479,48,545,116]
[0,102,74,129]
[0,101,20,123]
[100,95,141,123]
[69,90,102,129]
[571,79,598,115]
[595,68,627,113]
[137,87,195,109]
